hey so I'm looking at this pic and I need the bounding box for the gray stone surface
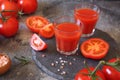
[0,0,120,80]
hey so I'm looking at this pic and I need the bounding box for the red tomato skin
[102,58,120,80]
[0,0,8,5]
[11,0,18,2]
[75,67,106,80]
[30,34,47,51]
[0,17,19,37]
[0,1,19,17]
[17,0,38,14]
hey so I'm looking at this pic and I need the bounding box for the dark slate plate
[32,29,120,80]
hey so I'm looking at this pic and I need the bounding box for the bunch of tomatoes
[0,0,38,75]
[75,58,120,80]
[0,0,38,37]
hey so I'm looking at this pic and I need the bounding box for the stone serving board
[32,29,120,80]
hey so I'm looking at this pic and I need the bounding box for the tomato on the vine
[75,67,106,80]
[80,38,109,59]
[0,0,19,17]
[39,23,54,38]
[102,58,120,80]
[17,0,38,14]
[30,33,47,51]
[0,17,19,37]
[0,53,11,75]
[26,16,49,33]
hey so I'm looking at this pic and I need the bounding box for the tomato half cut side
[0,53,11,75]
[30,33,47,51]
[80,38,109,59]
[26,16,49,33]
[39,23,54,38]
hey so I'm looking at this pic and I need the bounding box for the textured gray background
[0,0,120,80]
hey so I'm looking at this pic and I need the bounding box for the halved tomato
[0,53,11,75]
[30,33,47,51]
[39,23,54,38]
[26,16,49,33]
[80,38,109,59]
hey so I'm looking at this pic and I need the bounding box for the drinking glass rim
[54,15,83,33]
[55,22,83,33]
[74,3,100,17]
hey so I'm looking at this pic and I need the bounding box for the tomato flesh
[39,23,54,38]
[26,16,49,33]
[30,33,47,51]
[80,38,109,59]
[0,53,11,75]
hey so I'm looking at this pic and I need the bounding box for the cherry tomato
[30,33,47,51]
[0,53,11,75]
[80,38,109,59]
[26,16,49,33]
[0,0,19,17]
[17,0,38,14]
[102,58,120,80]
[39,23,54,38]
[0,17,19,37]
[75,67,106,80]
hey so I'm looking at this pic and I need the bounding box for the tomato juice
[54,22,82,55]
[75,7,100,37]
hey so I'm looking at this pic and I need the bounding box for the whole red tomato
[0,0,8,5]
[0,0,19,17]
[75,67,106,80]
[0,17,19,37]
[102,58,120,80]
[17,0,38,14]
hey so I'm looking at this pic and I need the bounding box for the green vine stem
[90,61,103,76]
[83,58,120,80]
[101,59,120,71]
[14,56,30,65]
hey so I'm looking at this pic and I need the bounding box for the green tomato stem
[14,56,30,65]
[101,59,120,71]
[90,61,103,76]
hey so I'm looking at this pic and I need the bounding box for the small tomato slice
[80,38,109,59]
[30,33,47,51]
[39,23,54,38]
[26,16,49,33]
[0,53,11,75]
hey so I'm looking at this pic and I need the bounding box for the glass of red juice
[54,15,83,55]
[74,3,100,37]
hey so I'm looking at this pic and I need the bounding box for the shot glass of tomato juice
[54,15,83,55]
[74,3,100,37]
